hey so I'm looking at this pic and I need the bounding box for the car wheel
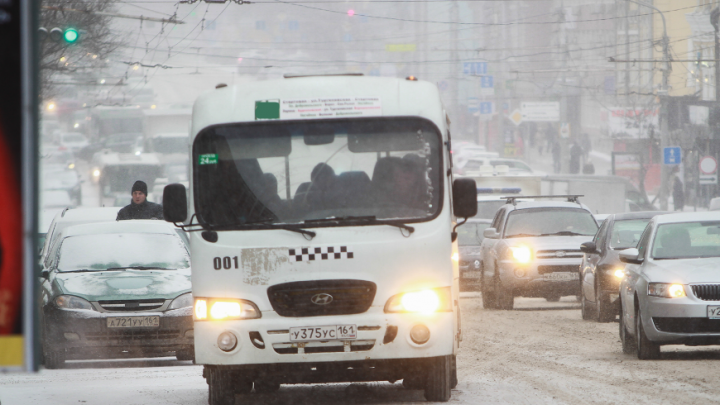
[494,272,514,310]
[43,349,65,370]
[253,380,280,393]
[596,283,615,323]
[424,355,452,402]
[480,264,497,309]
[545,293,561,302]
[581,288,593,320]
[176,348,195,362]
[636,309,661,360]
[619,306,636,354]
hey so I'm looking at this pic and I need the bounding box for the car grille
[85,330,180,341]
[267,280,376,317]
[98,299,166,312]
[537,265,578,274]
[691,284,720,301]
[652,318,720,334]
[536,249,583,259]
[272,340,375,354]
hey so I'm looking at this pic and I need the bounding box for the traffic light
[63,28,79,43]
[38,27,81,44]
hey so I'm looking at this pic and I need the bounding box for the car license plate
[106,316,160,328]
[543,272,579,281]
[289,325,357,342]
[708,306,720,319]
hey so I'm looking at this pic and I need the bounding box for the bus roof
[190,76,445,137]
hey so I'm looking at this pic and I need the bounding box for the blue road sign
[462,62,488,75]
[663,147,681,165]
[480,75,494,88]
[468,97,479,113]
[479,102,493,115]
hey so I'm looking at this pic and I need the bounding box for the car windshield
[193,117,442,229]
[458,222,490,246]
[475,200,505,219]
[57,233,190,272]
[651,221,720,260]
[151,137,187,154]
[609,218,651,249]
[504,208,598,238]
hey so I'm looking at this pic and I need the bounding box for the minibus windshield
[193,117,442,229]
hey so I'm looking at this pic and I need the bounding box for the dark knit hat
[131,180,148,195]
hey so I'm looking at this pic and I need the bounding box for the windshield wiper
[538,231,589,237]
[305,216,415,235]
[204,220,317,240]
[62,268,124,273]
[506,233,540,238]
[106,266,175,271]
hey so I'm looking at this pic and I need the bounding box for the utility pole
[626,0,670,209]
[711,7,720,103]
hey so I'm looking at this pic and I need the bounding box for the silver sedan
[619,211,720,359]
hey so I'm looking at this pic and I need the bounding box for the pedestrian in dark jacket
[116,180,164,220]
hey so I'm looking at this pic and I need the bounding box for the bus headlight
[194,298,261,321]
[509,246,532,264]
[384,287,452,314]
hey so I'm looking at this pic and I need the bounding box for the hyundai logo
[556,251,566,258]
[311,293,334,305]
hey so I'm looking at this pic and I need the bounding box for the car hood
[645,257,720,284]
[51,268,191,302]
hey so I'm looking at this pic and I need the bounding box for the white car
[480,197,599,309]
[56,132,89,154]
[456,158,535,176]
[618,211,720,359]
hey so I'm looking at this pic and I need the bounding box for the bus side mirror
[453,178,477,219]
[163,183,187,223]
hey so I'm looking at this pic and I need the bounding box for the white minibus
[162,75,477,404]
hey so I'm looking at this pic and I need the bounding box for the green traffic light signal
[63,28,79,43]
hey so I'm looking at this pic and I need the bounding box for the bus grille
[267,280,376,317]
[691,284,720,301]
[272,340,375,354]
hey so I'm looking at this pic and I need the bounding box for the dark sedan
[579,211,668,322]
[458,219,491,291]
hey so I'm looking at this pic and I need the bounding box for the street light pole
[627,0,671,209]
[711,7,720,103]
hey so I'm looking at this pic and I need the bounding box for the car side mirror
[580,241,598,254]
[619,248,643,264]
[41,269,49,279]
[163,183,187,223]
[483,228,499,239]
[452,178,478,219]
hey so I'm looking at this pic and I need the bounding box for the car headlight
[384,287,452,314]
[92,169,100,177]
[168,292,193,310]
[648,283,686,298]
[194,298,261,321]
[55,295,94,310]
[605,268,625,278]
[509,246,532,264]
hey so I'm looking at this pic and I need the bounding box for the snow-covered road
[3,295,720,405]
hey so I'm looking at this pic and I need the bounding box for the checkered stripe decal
[289,246,353,262]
